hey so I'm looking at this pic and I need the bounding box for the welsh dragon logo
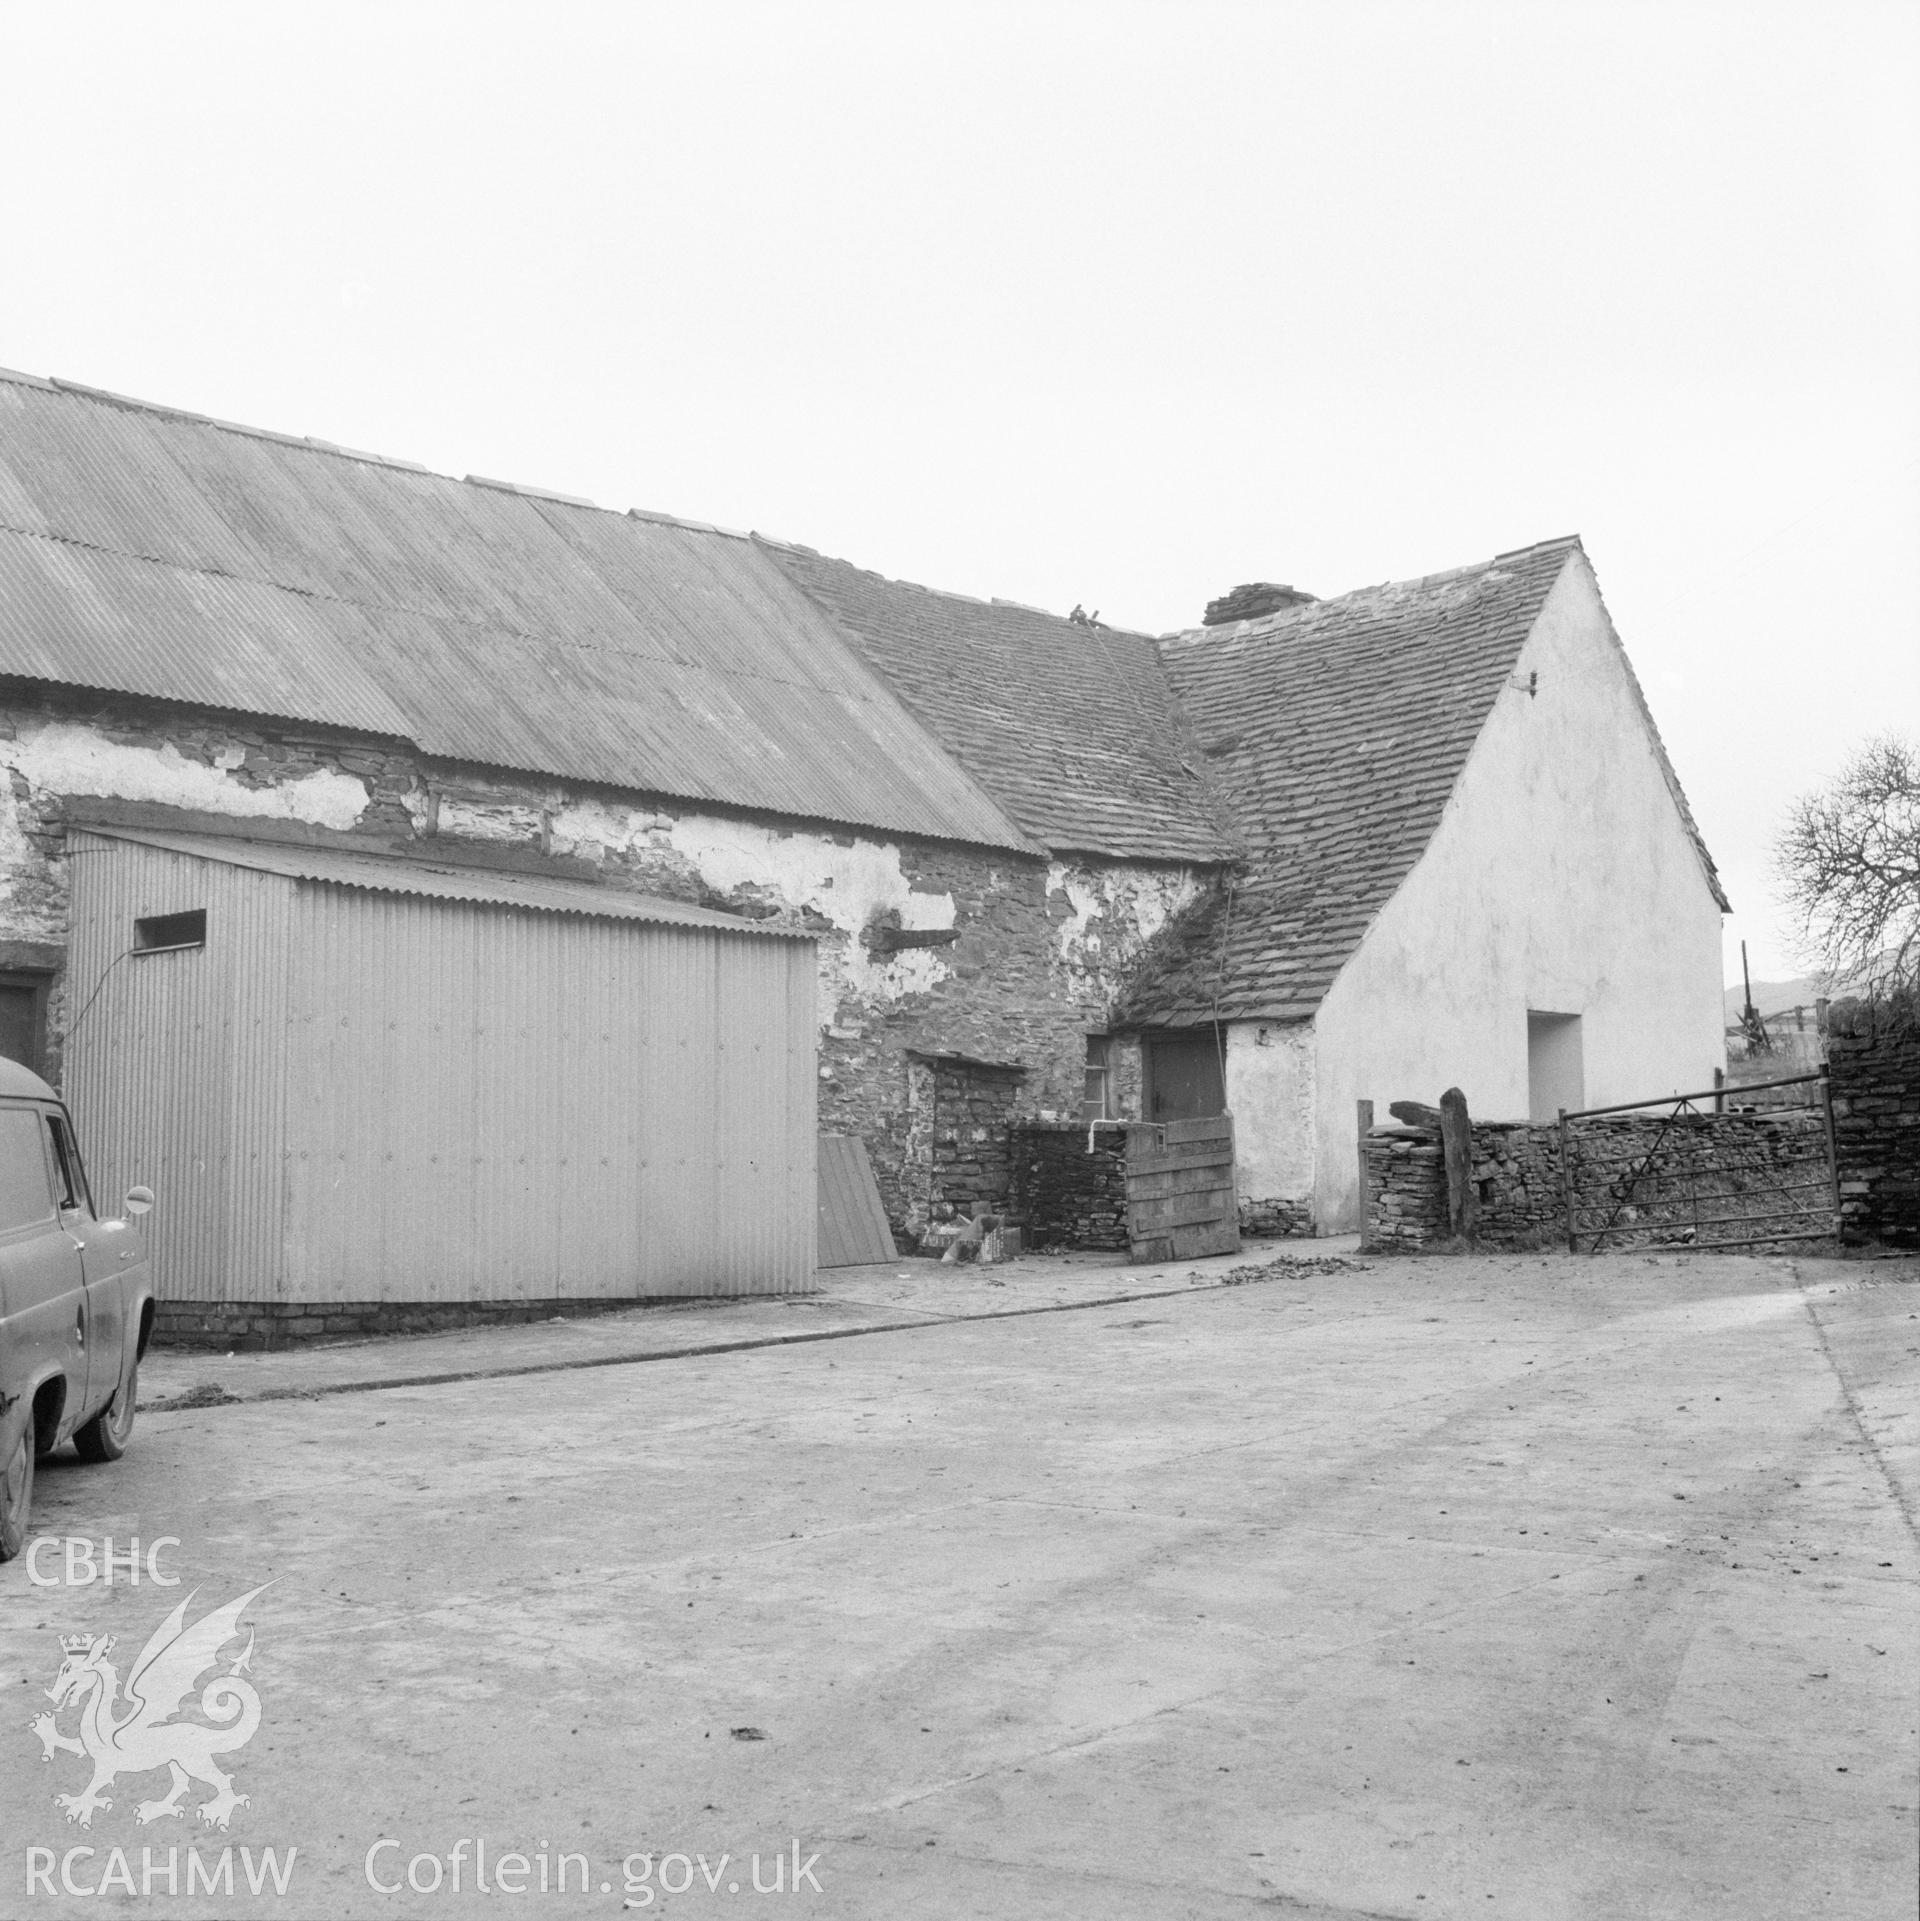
[27,1584,268,1830]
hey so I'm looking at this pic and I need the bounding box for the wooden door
[1143,1028,1225,1122]
[1125,1116,1241,1262]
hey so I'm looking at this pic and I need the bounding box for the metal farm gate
[1559,1069,1841,1253]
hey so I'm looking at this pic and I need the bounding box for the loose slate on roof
[1123,538,1729,1024]
[763,540,1237,864]
[0,371,1031,854]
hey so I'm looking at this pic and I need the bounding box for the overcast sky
[4,2,1914,986]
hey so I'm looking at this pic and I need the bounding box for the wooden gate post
[1819,1061,1843,1238]
[1356,1099,1374,1247]
[1440,1086,1477,1241]
[1557,1108,1577,1252]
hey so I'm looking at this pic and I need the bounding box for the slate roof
[1121,537,1728,1024]
[0,370,1032,853]
[761,541,1239,864]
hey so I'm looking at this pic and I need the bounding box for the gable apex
[1129,537,1597,1022]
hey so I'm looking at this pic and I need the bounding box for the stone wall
[1011,1123,1130,1251]
[1363,1129,1449,1249]
[0,689,1214,1245]
[152,1295,650,1351]
[1238,1195,1315,1239]
[914,1055,1025,1237]
[1828,994,1920,1248]
[1364,1108,1833,1252]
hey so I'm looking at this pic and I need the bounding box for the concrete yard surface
[3,1249,1915,1919]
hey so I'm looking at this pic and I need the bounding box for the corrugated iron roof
[80,826,812,937]
[0,372,1033,854]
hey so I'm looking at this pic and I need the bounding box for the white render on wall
[1046,861,1200,958]
[0,711,1195,1065]
[1225,1020,1316,1204]
[656,812,958,1016]
[4,719,372,831]
[1308,553,1727,1230]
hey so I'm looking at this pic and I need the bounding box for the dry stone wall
[913,1055,1025,1237]
[1363,1130,1450,1248]
[1011,1123,1130,1251]
[1828,995,1920,1248]
[1237,1196,1314,1238]
[1364,1109,1833,1251]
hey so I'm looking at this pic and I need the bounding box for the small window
[133,909,207,955]
[0,1107,58,1232]
[1083,1035,1113,1122]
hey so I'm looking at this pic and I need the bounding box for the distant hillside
[1723,978,1824,1024]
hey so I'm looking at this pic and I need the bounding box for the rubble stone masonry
[1828,994,1920,1248]
[1012,1123,1130,1252]
[1364,1110,1832,1252]
[0,690,1212,1244]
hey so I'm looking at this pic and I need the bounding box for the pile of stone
[1362,1127,1447,1248]
[1201,582,1317,626]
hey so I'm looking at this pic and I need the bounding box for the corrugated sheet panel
[64,832,291,1304]
[817,1134,896,1266]
[0,373,1033,853]
[0,531,418,735]
[87,826,810,936]
[280,890,815,1301]
[63,829,815,1305]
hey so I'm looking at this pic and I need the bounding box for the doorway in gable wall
[1528,1011,1584,1121]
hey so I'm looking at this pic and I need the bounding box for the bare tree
[1775,734,1920,995]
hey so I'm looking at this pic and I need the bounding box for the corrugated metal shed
[63,829,817,1305]
[0,372,1033,854]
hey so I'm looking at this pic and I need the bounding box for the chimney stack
[1201,582,1317,626]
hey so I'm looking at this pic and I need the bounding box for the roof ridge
[1494,533,1583,563]
[467,473,598,510]
[45,376,439,475]
[15,368,728,519]
[1160,535,1585,642]
[626,505,751,540]
[751,537,1157,639]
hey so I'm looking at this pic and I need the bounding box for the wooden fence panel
[1126,1118,1240,1263]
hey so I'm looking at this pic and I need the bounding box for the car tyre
[74,1363,136,1464]
[0,1422,33,1562]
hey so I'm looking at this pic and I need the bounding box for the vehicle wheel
[74,1363,136,1464]
[0,1423,32,1562]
